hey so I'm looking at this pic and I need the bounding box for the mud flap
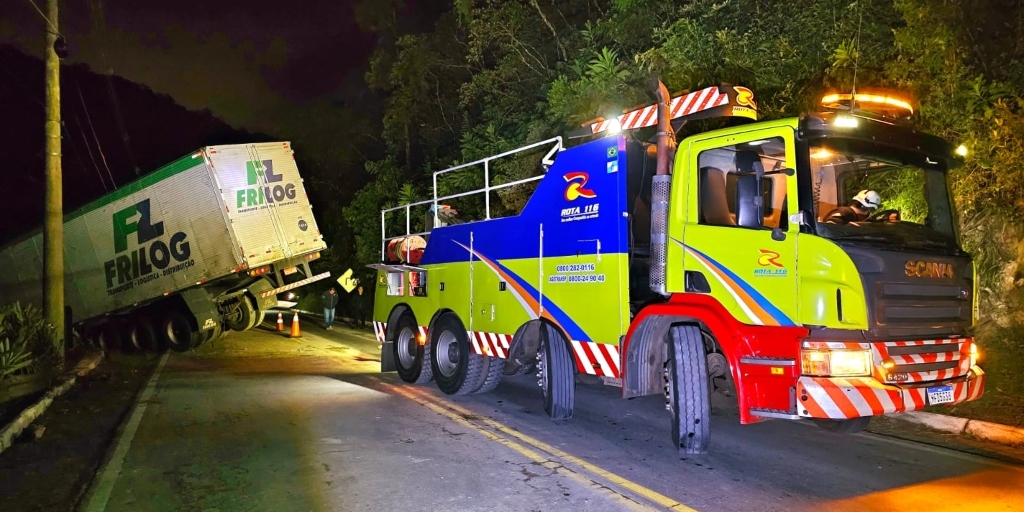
[381,339,396,372]
[180,288,222,340]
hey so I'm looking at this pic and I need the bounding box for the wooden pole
[43,0,65,360]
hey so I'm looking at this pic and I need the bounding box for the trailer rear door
[206,142,325,269]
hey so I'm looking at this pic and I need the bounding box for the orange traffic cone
[276,312,284,331]
[289,311,301,338]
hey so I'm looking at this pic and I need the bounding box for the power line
[70,109,109,192]
[74,78,117,188]
[25,0,61,36]
[90,0,138,176]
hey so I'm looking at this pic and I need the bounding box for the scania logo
[905,260,954,279]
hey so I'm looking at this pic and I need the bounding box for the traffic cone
[276,312,284,331]
[289,311,301,338]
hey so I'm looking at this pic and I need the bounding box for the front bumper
[795,365,985,420]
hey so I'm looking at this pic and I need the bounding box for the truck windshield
[808,139,962,254]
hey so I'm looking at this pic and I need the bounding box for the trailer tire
[667,324,712,454]
[130,318,161,352]
[540,324,574,420]
[163,311,194,353]
[814,417,871,434]
[473,356,504,394]
[227,297,258,332]
[393,311,432,384]
[97,323,124,352]
[430,313,485,395]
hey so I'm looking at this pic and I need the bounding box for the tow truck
[369,81,984,453]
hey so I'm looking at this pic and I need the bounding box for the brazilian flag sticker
[607,146,618,158]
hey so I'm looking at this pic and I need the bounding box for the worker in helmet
[824,189,885,224]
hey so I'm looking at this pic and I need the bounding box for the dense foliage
[0,302,58,380]
[340,0,1024,330]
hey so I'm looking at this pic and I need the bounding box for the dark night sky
[1,0,375,134]
[0,0,457,244]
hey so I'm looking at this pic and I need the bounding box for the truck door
[678,127,800,328]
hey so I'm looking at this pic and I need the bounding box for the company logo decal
[560,171,599,222]
[237,159,298,212]
[563,171,597,201]
[905,260,954,279]
[734,86,757,110]
[754,249,787,276]
[731,86,758,120]
[104,198,194,295]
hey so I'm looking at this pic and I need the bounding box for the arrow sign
[338,268,359,293]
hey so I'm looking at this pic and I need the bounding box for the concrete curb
[0,351,105,454]
[885,411,1024,447]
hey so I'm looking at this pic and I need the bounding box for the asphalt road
[79,317,1024,512]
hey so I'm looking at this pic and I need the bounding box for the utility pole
[43,0,65,361]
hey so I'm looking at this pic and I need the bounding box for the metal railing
[380,137,563,261]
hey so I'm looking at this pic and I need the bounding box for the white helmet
[853,189,881,209]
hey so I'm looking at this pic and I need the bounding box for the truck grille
[872,338,971,384]
[875,282,970,326]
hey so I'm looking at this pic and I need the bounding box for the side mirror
[735,173,763,229]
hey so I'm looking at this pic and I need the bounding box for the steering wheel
[867,208,900,223]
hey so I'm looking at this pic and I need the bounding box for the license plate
[927,385,954,405]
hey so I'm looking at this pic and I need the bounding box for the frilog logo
[236,159,296,209]
[103,199,192,294]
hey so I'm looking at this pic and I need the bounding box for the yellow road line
[384,381,697,512]
[388,385,653,512]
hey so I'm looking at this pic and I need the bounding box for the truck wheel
[226,297,257,331]
[162,311,194,353]
[472,356,504,394]
[130,318,160,352]
[814,417,871,434]
[430,313,485,395]
[393,311,432,384]
[97,323,124,352]
[539,324,574,419]
[667,325,711,454]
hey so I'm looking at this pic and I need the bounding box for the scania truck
[369,83,984,454]
[0,141,329,352]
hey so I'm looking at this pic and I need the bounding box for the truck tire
[162,310,194,353]
[667,324,711,454]
[130,318,160,352]
[227,297,258,332]
[430,313,485,395]
[97,323,125,352]
[814,417,871,434]
[473,356,504,394]
[540,324,574,419]
[393,311,432,384]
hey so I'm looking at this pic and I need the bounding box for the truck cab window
[697,137,788,230]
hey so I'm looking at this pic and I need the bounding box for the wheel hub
[397,327,416,368]
[436,331,460,378]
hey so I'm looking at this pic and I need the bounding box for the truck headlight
[801,349,872,377]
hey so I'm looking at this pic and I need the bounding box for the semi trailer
[0,141,329,351]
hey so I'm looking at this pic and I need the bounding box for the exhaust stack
[649,79,676,296]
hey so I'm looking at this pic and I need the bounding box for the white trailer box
[0,141,328,349]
